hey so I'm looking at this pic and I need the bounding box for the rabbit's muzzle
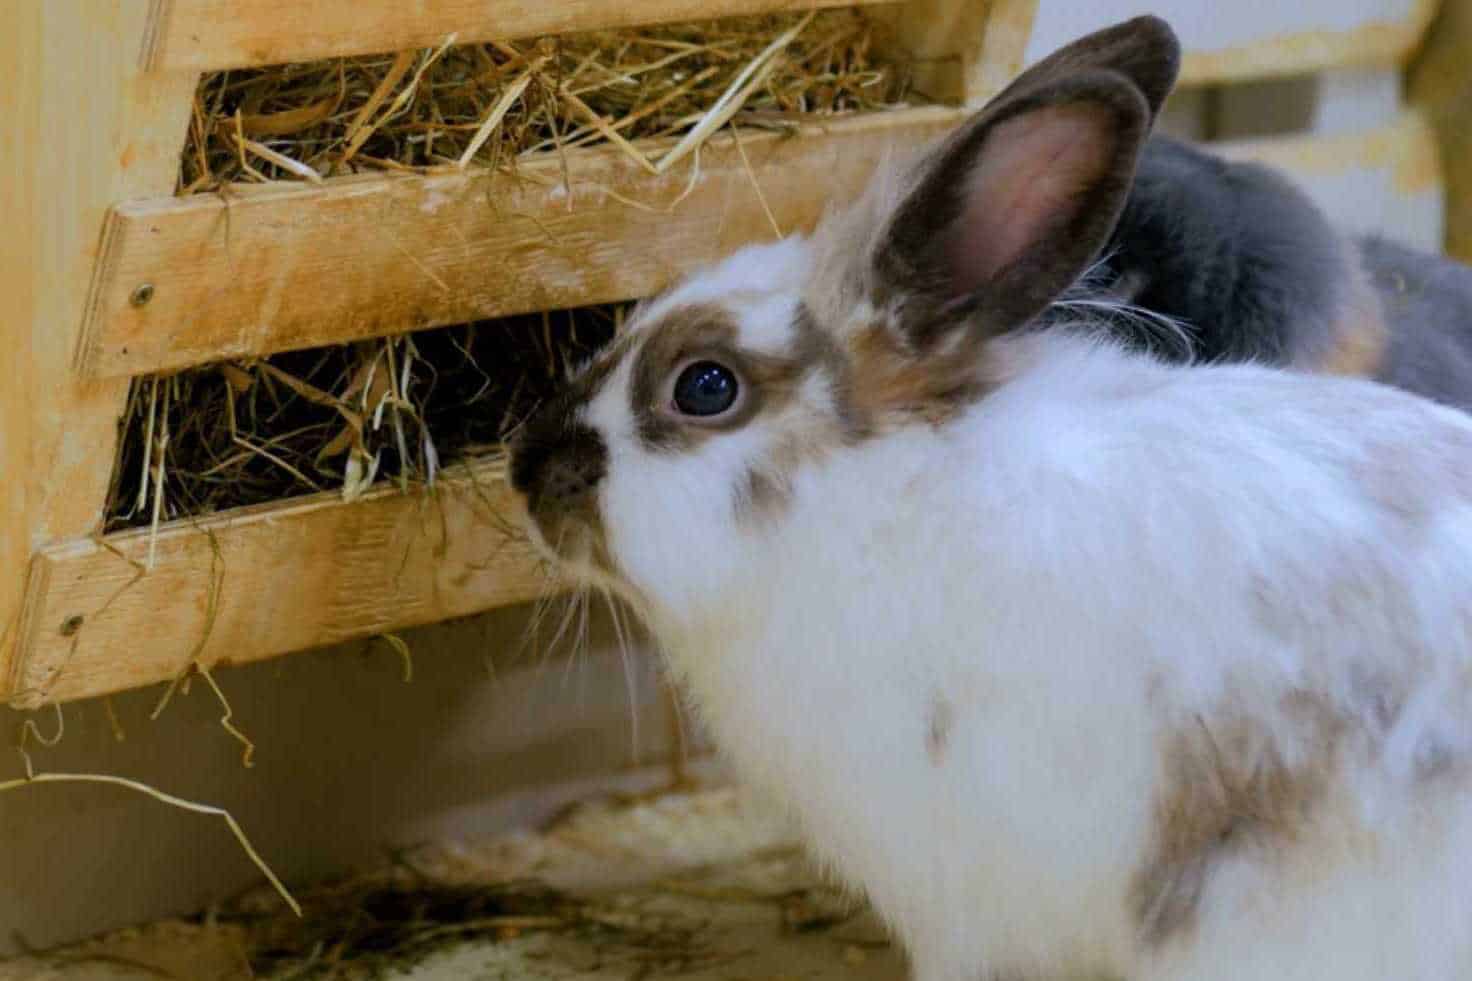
[509,419,608,547]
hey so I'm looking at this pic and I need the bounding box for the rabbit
[509,15,1472,981]
[1090,83,1472,412]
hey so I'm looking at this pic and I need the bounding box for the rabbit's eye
[673,361,739,417]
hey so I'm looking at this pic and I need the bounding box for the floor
[0,784,906,980]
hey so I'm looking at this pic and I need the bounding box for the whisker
[1052,251,1197,361]
[559,588,591,691]
[600,585,642,763]
[665,673,693,779]
[541,590,583,677]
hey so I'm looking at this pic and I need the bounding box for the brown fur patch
[1318,262,1390,377]
[846,321,993,427]
[926,695,955,765]
[628,303,811,453]
[736,466,792,525]
[1132,700,1344,947]
[792,302,872,442]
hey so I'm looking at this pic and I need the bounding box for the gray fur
[1090,134,1350,366]
[1364,236,1472,412]
[1089,133,1472,415]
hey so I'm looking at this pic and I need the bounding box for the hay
[178,9,915,192]
[105,306,622,529]
[211,876,574,978]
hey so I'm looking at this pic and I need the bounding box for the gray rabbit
[1082,127,1472,410]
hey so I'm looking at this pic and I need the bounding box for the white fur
[546,233,1472,979]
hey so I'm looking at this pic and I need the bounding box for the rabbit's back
[1097,135,1357,366]
[717,335,1472,980]
[1366,235,1472,412]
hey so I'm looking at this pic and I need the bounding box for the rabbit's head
[509,16,1180,617]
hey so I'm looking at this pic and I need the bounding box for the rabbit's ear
[874,18,1178,349]
[1003,15,1180,119]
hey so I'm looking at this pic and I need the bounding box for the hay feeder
[0,0,1443,713]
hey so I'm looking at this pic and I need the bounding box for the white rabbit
[509,16,1472,980]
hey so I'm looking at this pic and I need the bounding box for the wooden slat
[0,4,196,687]
[78,106,963,380]
[1411,0,1472,264]
[143,0,897,72]
[6,462,549,708]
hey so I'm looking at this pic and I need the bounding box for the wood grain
[144,0,897,72]
[79,106,963,380]
[1411,0,1472,263]
[0,3,196,686]
[869,0,1033,106]
[7,462,551,707]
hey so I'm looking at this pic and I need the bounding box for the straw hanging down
[0,769,300,917]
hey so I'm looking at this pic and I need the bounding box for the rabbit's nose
[509,423,608,512]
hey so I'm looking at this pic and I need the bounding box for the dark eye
[673,361,739,417]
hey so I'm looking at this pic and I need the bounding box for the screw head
[130,283,155,307]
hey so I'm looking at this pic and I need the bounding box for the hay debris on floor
[105,306,622,530]
[0,787,902,981]
[178,9,916,193]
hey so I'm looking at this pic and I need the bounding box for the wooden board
[6,462,550,707]
[143,0,897,72]
[0,4,197,688]
[78,106,963,380]
[868,0,1036,106]
[1410,0,1472,263]
[1025,0,1438,84]
[0,4,38,691]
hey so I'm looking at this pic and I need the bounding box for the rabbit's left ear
[873,16,1180,350]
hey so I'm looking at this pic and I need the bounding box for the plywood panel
[6,462,551,707]
[0,3,196,687]
[79,107,963,380]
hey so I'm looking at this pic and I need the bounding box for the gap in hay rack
[105,306,622,530]
[179,7,917,191]
[110,8,923,529]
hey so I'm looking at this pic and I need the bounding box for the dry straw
[178,9,911,191]
[107,307,623,529]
